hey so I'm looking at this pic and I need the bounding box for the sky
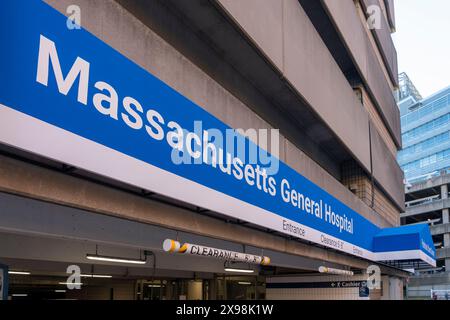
[393,0,450,98]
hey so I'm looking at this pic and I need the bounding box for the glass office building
[398,76,450,298]
[398,82,450,183]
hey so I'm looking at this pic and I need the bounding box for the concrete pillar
[442,184,449,200]
[445,230,450,246]
[187,280,203,300]
[138,280,144,300]
[444,231,450,272]
[165,281,174,300]
[380,275,390,300]
[208,279,217,300]
[442,185,450,272]
[443,209,450,225]
[389,277,404,300]
[445,256,450,273]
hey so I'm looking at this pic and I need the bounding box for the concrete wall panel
[214,0,375,174]
[403,199,450,218]
[361,0,398,85]
[218,0,284,71]
[370,120,405,210]
[384,0,396,30]
[322,0,401,147]
[282,0,371,171]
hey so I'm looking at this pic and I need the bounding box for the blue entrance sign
[0,0,435,266]
[373,224,435,266]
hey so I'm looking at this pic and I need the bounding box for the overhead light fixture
[12,294,28,297]
[55,290,66,293]
[8,271,31,275]
[148,284,162,288]
[224,261,255,274]
[224,268,254,273]
[86,254,146,265]
[80,274,112,278]
[238,281,252,285]
[59,282,83,286]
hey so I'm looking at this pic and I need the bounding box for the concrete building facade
[0,0,423,300]
[403,173,450,299]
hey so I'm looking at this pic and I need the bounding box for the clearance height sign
[0,0,434,264]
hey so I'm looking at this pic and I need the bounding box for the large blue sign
[0,0,435,265]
